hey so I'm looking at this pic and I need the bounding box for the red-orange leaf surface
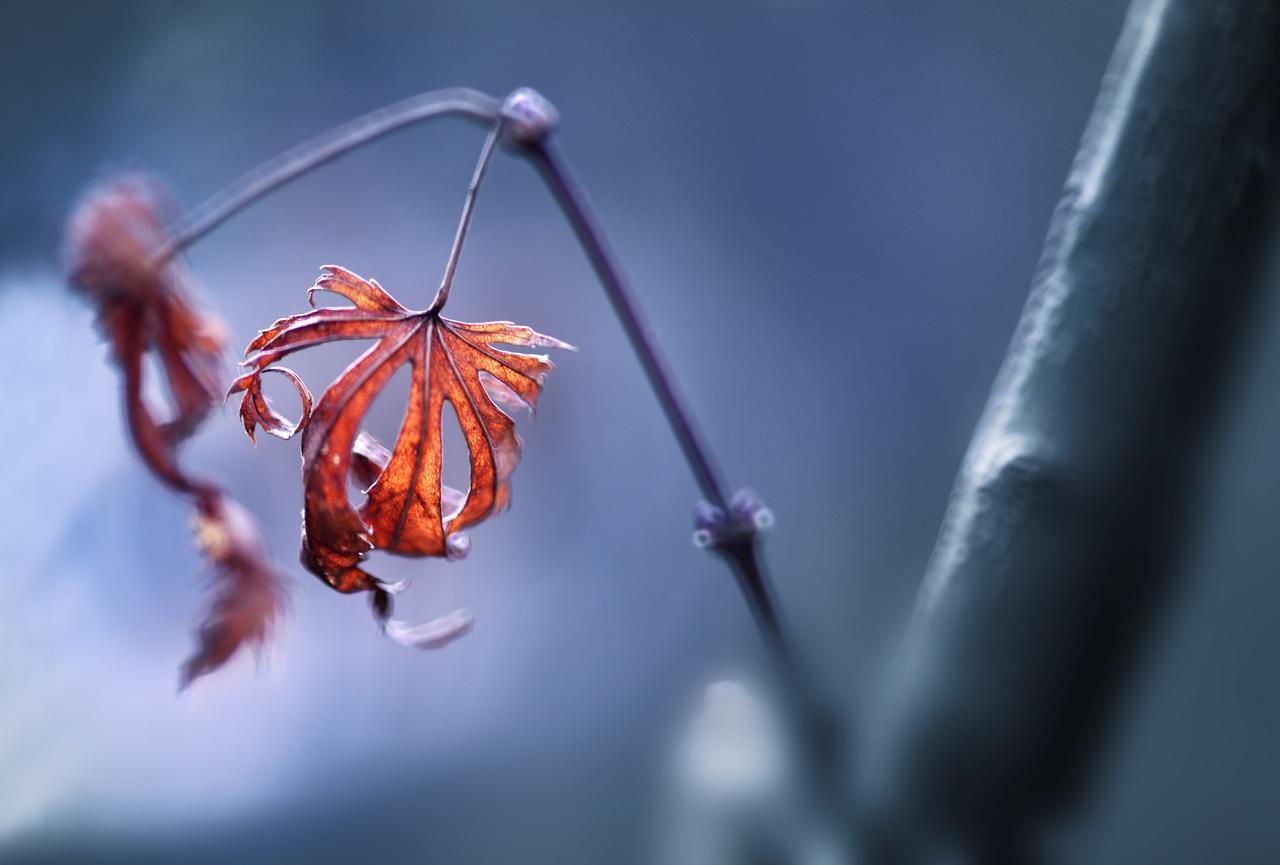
[229,266,571,608]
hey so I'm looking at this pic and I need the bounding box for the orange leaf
[230,266,572,605]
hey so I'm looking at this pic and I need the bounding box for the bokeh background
[3,0,1280,862]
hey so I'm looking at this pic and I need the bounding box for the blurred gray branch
[858,0,1280,861]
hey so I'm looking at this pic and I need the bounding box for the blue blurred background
[3,0,1280,862]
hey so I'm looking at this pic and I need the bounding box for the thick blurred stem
[859,0,1280,860]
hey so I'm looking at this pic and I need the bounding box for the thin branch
[155,87,501,265]
[428,120,503,314]
[524,139,731,510]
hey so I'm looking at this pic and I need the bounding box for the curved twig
[155,87,501,264]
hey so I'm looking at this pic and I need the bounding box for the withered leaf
[183,491,287,688]
[66,174,226,493]
[229,265,571,607]
[65,173,288,687]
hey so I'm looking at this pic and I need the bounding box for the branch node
[502,87,559,147]
[692,488,773,549]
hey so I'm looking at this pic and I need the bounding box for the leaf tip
[384,608,475,650]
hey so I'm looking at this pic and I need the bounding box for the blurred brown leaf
[183,491,287,688]
[65,174,225,492]
[65,174,287,687]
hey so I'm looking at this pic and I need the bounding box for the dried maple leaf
[66,174,287,686]
[228,265,571,619]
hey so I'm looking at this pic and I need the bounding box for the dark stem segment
[720,540,792,670]
[156,88,501,265]
[722,536,845,825]
[525,140,731,510]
